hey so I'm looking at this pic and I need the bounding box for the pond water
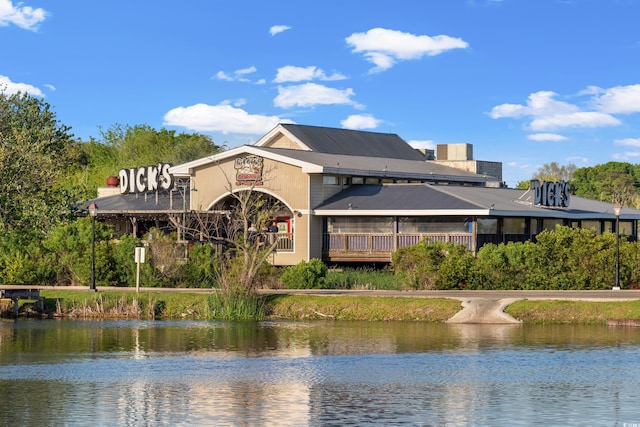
[1,319,640,426]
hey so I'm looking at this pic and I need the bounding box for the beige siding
[322,184,346,202]
[264,134,304,150]
[190,156,309,210]
[309,174,324,209]
[308,214,323,259]
[190,154,313,266]
[272,214,309,265]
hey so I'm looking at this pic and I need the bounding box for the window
[477,218,498,234]
[503,217,526,234]
[352,177,364,184]
[327,217,393,233]
[582,220,601,234]
[323,176,339,185]
[619,220,634,236]
[542,218,563,231]
[399,217,470,233]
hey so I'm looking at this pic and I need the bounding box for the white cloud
[490,91,578,119]
[274,83,360,108]
[270,25,291,36]
[507,161,531,169]
[408,139,436,150]
[214,66,260,83]
[346,27,468,73]
[163,102,283,135]
[615,137,640,147]
[44,83,56,91]
[566,156,589,163]
[0,0,46,30]
[527,133,568,141]
[340,114,381,130]
[612,151,640,161]
[274,65,347,83]
[0,75,44,96]
[215,71,233,81]
[530,112,619,131]
[587,84,640,114]
[490,90,620,131]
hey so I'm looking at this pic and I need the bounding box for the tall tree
[571,162,640,208]
[516,162,577,189]
[0,91,82,238]
[77,124,223,196]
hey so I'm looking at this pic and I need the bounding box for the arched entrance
[211,190,295,253]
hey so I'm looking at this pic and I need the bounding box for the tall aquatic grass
[205,291,266,321]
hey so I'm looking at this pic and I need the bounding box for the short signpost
[135,246,146,293]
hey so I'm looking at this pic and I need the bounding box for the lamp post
[88,202,98,292]
[613,202,622,290]
[179,184,188,243]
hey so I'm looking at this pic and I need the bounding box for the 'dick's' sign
[531,180,570,208]
[119,163,173,194]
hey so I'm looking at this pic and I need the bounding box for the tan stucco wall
[264,133,303,150]
[188,154,313,265]
[190,156,308,211]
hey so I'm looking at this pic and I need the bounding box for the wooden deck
[322,232,473,263]
[0,288,44,318]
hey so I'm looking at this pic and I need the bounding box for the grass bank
[505,299,640,324]
[5,290,640,324]
[2,290,461,322]
[265,295,461,321]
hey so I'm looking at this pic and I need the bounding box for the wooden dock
[0,288,44,318]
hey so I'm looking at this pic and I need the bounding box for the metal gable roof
[429,185,640,218]
[314,184,482,212]
[280,124,426,161]
[256,147,491,181]
[314,183,640,219]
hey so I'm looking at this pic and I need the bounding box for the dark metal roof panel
[281,124,426,161]
[430,185,640,217]
[314,183,640,219]
[315,184,480,211]
[256,147,490,181]
[86,190,188,212]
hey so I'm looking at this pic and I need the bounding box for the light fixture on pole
[181,184,186,243]
[88,202,98,292]
[613,202,622,291]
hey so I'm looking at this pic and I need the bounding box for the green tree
[72,124,223,199]
[571,162,640,208]
[0,91,83,238]
[517,162,577,189]
[42,217,115,286]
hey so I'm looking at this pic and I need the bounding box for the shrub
[280,258,328,289]
[392,241,470,290]
[324,267,402,290]
[179,243,219,288]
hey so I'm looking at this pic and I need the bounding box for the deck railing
[274,233,294,252]
[323,233,473,256]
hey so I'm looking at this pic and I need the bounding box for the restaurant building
[90,124,640,265]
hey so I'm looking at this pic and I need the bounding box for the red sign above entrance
[235,156,264,185]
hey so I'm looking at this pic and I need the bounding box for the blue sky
[3,0,640,187]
